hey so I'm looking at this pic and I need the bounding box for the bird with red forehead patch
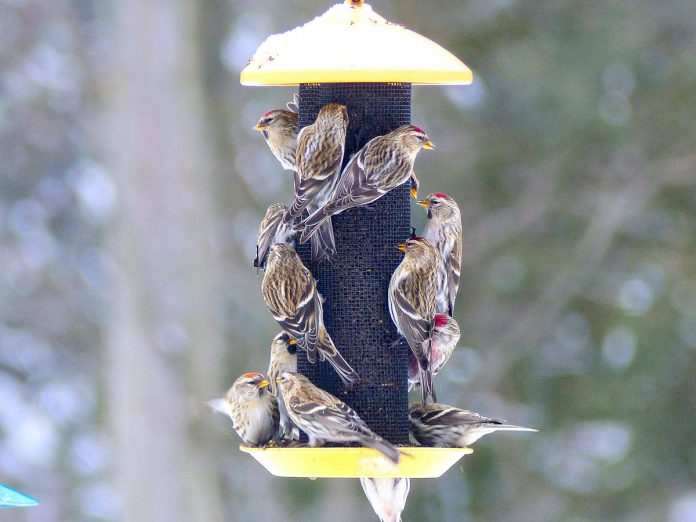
[299,124,435,247]
[417,192,462,316]
[409,313,460,392]
[207,371,279,446]
[389,235,440,403]
[254,99,299,171]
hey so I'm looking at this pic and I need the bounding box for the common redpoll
[408,313,460,391]
[255,203,295,270]
[389,237,439,403]
[409,402,537,447]
[300,125,434,244]
[254,108,298,171]
[207,372,279,446]
[267,332,300,440]
[279,372,400,463]
[418,193,462,315]
[360,477,410,522]
[284,102,349,261]
[262,243,359,386]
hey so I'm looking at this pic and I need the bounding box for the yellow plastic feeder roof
[240,446,473,478]
[240,0,473,86]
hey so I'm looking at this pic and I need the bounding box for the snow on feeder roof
[240,0,473,86]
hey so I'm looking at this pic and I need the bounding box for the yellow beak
[254,123,265,131]
[258,380,270,389]
[397,243,407,253]
[288,338,297,345]
[417,199,431,208]
[275,377,282,384]
[422,141,435,150]
[410,186,418,199]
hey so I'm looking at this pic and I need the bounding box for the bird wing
[324,140,385,213]
[288,129,344,219]
[420,405,502,427]
[288,393,372,437]
[291,279,321,363]
[446,233,462,315]
[391,279,432,360]
[256,206,287,269]
[266,268,320,363]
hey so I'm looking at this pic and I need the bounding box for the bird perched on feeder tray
[253,103,298,172]
[389,236,439,404]
[279,372,401,463]
[283,102,349,262]
[255,203,295,270]
[207,372,279,446]
[267,331,300,440]
[360,477,410,522]
[262,243,360,386]
[299,125,435,245]
[417,193,462,316]
[408,313,460,392]
[409,402,537,448]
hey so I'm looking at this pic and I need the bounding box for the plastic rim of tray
[239,446,473,478]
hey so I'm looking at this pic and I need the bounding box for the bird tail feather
[310,218,336,262]
[318,330,360,387]
[418,361,436,404]
[299,210,329,244]
[285,197,308,224]
[493,425,538,433]
[363,436,401,464]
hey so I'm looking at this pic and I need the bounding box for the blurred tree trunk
[103,1,225,520]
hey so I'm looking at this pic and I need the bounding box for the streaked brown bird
[409,402,537,448]
[207,372,279,446]
[262,243,359,386]
[267,331,300,440]
[299,125,434,244]
[254,108,298,171]
[388,236,439,404]
[284,102,349,262]
[255,203,295,270]
[417,193,462,316]
[408,313,460,391]
[279,372,400,463]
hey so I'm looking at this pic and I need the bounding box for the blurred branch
[0,362,25,381]
[498,154,696,356]
[464,163,558,267]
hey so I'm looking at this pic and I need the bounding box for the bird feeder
[241,0,473,478]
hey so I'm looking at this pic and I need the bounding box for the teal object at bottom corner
[0,483,39,507]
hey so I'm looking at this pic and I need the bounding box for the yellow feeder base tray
[240,446,473,478]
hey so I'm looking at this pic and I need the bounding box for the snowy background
[1,0,695,520]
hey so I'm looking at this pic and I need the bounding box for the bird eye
[262,117,273,126]
[432,200,440,206]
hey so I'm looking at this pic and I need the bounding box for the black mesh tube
[296,83,411,444]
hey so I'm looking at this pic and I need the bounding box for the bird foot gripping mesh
[296,83,412,444]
